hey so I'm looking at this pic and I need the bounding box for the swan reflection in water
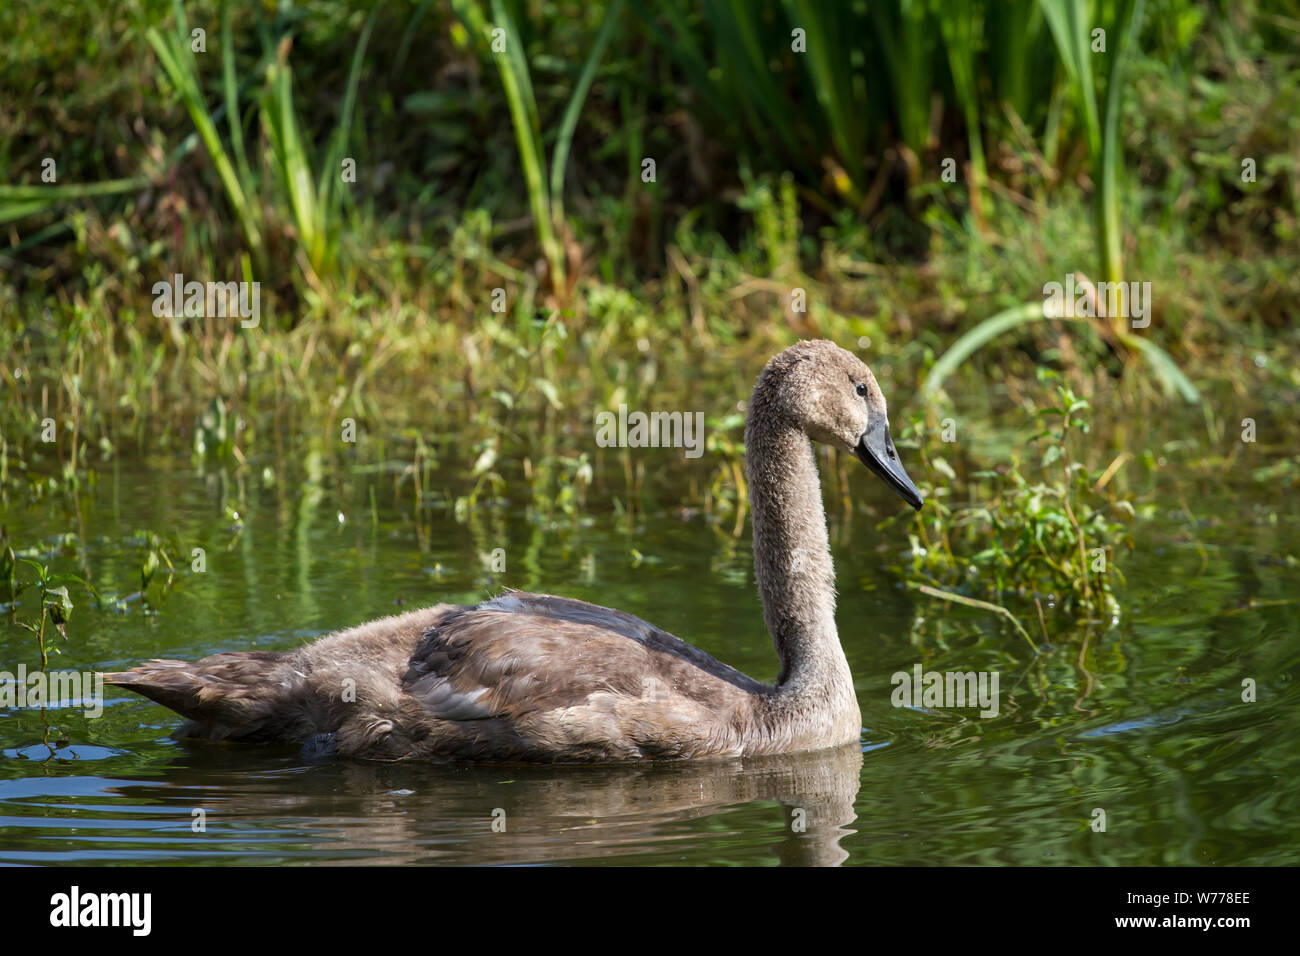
[105,743,864,866]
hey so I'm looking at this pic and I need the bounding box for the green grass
[0,0,1295,620]
[146,0,266,269]
[924,0,1204,407]
[144,0,377,283]
[261,5,376,282]
[1039,0,1146,293]
[450,0,624,296]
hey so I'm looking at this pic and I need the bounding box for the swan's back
[386,593,770,761]
[106,592,772,763]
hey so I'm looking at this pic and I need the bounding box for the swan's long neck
[744,414,856,718]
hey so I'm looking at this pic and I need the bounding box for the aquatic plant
[7,557,81,669]
[898,375,1132,628]
[448,0,625,297]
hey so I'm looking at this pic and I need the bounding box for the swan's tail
[102,651,309,742]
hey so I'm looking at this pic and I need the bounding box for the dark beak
[853,421,924,510]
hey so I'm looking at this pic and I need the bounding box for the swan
[104,340,923,762]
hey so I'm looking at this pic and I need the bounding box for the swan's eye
[855,383,867,397]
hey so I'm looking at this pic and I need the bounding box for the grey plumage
[103,339,920,763]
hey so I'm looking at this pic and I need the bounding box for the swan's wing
[398,592,769,759]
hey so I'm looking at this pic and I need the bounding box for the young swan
[105,340,922,763]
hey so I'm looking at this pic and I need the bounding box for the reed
[147,0,265,269]
[261,5,376,282]
[927,0,1199,404]
[451,0,624,296]
[147,0,376,282]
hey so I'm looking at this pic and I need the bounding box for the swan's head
[753,339,924,510]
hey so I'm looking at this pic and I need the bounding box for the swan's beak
[853,422,924,510]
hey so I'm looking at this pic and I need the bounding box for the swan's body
[105,340,922,763]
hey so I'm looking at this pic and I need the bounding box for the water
[1,443,1297,866]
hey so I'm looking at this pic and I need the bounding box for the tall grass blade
[220,1,253,188]
[926,299,1200,404]
[1122,334,1201,403]
[264,41,324,274]
[0,178,149,205]
[932,0,987,210]
[987,0,1044,123]
[1038,0,1102,158]
[451,0,565,288]
[633,3,733,127]
[923,302,1049,397]
[698,0,808,172]
[318,6,378,229]
[1098,0,1144,288]
[549,0,624,228]
[870,0,933,160]
[147,0,264,268]
[786,0,866,199]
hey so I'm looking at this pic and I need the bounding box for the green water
[1,431,1297,866]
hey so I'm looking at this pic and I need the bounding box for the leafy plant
[147,0,266,269]
[900,377,1132,626]
[925,0,1203,405]
[260,8,376,281]
[10,559,86,669]
[1039,0,1145,294]
[135,532,177,609]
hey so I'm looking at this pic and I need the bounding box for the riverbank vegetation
[2,0,1297,641]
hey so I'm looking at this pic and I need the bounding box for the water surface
[1,433,1296,866]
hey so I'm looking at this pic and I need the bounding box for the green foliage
[146,0,376,282]
[634,0,1153,214]
[260,6,376,281]
[0,0,1293,577]
[900,376,1133,624]
[449,0,624,295]
[8,557,85,668]
[146,0,266,268]
[1038,0,1145,290]
[134,531,176,609]
[0,177,150,229]
[194,396,237,462]
[924,300,1200,404]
